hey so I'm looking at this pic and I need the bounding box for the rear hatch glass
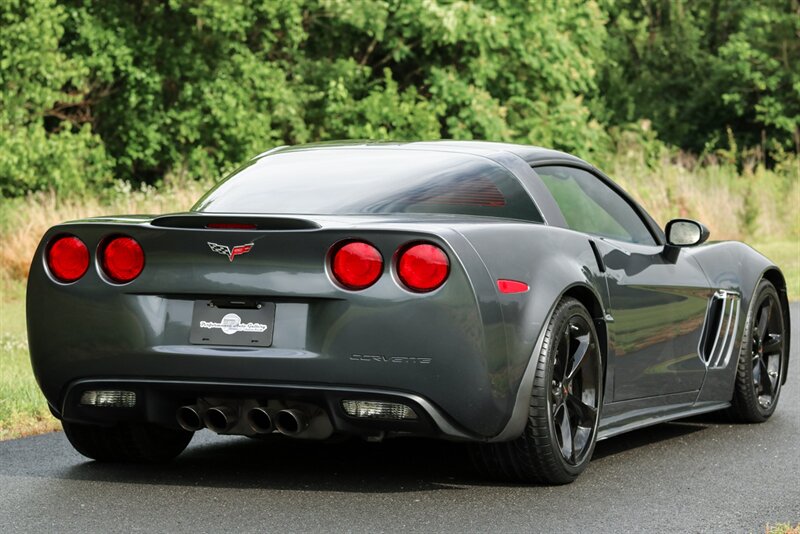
[194,148,542,223]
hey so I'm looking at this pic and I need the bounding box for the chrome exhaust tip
[275,409,309,436]
[176,405,204,432]
[246,407,274,434]
[204,406,237,433]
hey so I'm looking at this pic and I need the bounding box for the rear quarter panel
[456,223,609,408]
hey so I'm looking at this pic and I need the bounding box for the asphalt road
[2,304,798,533]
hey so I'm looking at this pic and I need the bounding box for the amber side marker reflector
[497,279,529,294]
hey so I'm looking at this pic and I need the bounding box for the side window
[535,166,656,245]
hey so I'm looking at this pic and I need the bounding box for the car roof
[258,140,665,245]
[261,140,586,166]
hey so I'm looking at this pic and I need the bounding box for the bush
[0,0,797,196]
[2,0,610,194]
[0,0,113,196]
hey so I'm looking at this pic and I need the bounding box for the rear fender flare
[488,282,607,442]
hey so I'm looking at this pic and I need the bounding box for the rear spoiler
[150,214,321,231]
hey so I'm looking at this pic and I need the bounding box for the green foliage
[0,0,113,195]
[0,0,797,196]
[601,0,799,157]
[716,1,800,149]
[1,0,608,193]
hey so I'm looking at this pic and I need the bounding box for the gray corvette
[28,141,790,484]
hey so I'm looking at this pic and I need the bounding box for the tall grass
[0,155,796,283]
[767,524,800,534]
[0,177,209,438]
[0,276,60,438]
[0,177,209,280]
[608,147,800,242]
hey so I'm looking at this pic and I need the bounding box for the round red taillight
[397,243,449,292]
[47,236,89,282]
[331,241,383,290]
[101,236,144,283]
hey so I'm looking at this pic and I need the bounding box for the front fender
[687,241,791,396]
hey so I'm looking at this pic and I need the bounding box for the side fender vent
[699,290,741,368]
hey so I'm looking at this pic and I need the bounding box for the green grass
[0,277,59,439]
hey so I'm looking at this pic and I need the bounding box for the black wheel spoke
[766,354,780,394]
[560,328,571,381]
[566,334,591,381]
[752,357,762,391]
[552,397,563,416]
[567,394,597,427]
[573,426,591,456]
[558,404,574,462]
[758,358,771,395]
[762,334,783,356]
[756,301,770,342]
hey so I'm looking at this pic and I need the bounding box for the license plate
[189,301,275,347]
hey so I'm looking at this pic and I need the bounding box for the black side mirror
[665,219,710,247]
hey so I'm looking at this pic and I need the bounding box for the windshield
[193,148,543,222]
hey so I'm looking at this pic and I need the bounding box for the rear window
[193,149,543,222]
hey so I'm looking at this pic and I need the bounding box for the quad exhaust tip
[176,405,204,432]
[275,409,309,436]
[177,404,311,435]
[204,406,237,433]
[246,407,274,434]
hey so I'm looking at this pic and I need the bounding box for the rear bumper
[27,220,529,440]
[29,281,516,439]
[58,377,479,441]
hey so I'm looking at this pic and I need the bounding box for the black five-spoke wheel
[550,315,600,466]
[750,291,784,408]
[469,297,603,484]
[730,279,786,422]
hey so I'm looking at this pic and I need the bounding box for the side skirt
[598,396,730,441]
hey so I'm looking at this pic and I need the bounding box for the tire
[62,421,193,462]
[729,279,787,423]
[470,297,603,484]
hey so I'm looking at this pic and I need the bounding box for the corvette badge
[207,242,254,262]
